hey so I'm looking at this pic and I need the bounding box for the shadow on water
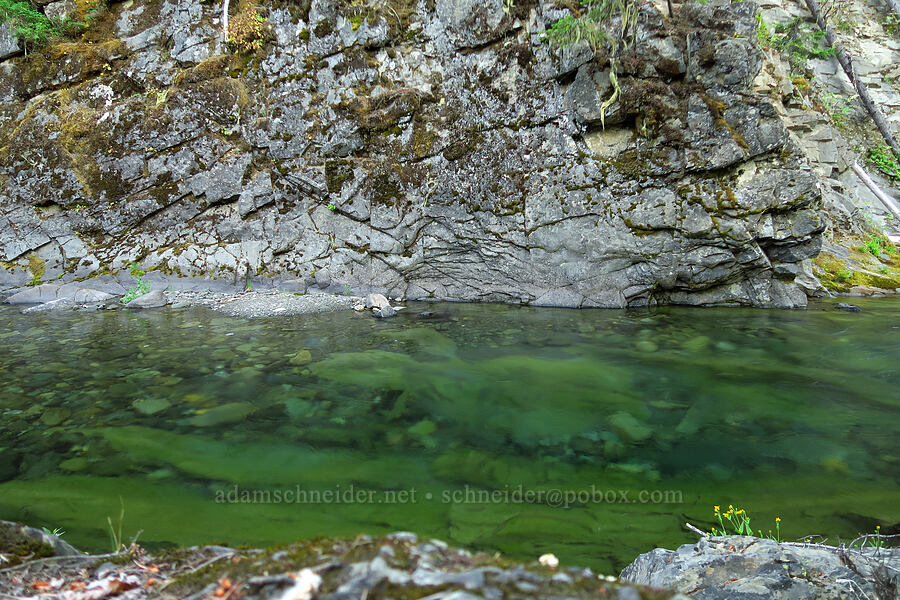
[0,297,898,572]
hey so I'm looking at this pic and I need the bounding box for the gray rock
[5,283,111,306]
[0,520,82,560]
[0,22,20,61]
[835,302,862,312]
[275,279,308,294]
[126,290,167,309]
[314,268,331,289]
[72,289,116,303]
[365,293,390,309]
[621,535,900,600]
[6,283,80,304]
[21,298,74,313]
[44,0,77,21]
[374,305,397,318]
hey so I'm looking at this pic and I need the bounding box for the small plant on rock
[0,0,58,53]
[710,505,782,542]
[866,145,900,180]
[769,17,836,74]
[541,0,638,128]
[820,92,855,129]
[121,262,150,304]
[857,232,896,257]
[884,13,900,36]
[227,2,266,53]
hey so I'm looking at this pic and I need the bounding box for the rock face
[622,535,900,600]
[0,23,19,62]
[0,0,825,307]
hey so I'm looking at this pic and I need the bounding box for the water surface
[0,298,897,572]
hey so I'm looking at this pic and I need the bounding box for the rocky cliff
[0,0,830,307]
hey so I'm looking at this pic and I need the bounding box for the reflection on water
[0,298,898,572]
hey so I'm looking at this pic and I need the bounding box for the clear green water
[0,298,898,573]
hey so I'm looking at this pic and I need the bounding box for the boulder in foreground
[622,534,899,600]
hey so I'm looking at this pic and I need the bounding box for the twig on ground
[684,522,709,537]
[0,552,126,574]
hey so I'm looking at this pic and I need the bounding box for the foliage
[121,262,151,304]
[227,3,266,53]
[884,13,900,35]
[0,0,57,52]
[107,497,129,552]
[711,504,782,542]
[819,92,855,129]
[857,233,896,257]
[766,17,836,74]
[41,526,65,537]
[756,14,771,48]
[866,145,900,180]
[541,0,638,128]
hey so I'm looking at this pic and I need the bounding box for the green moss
[814,252,900,292]
[0,522,56,567]
[313,19,333,37]
[27,255,45,285]
[324,159,355,193]
[407,121,437,158]
[699,93,749,152]
[442,129,483,161]
[299,28,310,41]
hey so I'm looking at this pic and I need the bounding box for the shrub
[227,3,266,53]
[767,17,836,74]
[0,0,57,52]
[867,145,900,180]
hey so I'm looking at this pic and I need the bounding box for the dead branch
[802,0,900,158]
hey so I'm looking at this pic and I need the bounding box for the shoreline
[1,272,899,319]
[2,521,896,600]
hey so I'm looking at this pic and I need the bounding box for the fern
[0,0,57,52]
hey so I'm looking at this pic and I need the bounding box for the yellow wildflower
[714,506,720,512]
[776,517,781,522]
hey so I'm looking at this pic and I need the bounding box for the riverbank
[3,521,897,600]
[2,271,899,319]
[0,273,368,318]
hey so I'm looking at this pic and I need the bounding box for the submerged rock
[835,302,863,312]
[374,305,397,318]
[621,534,900,600]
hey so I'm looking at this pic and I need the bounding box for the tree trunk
[802,0,900,158]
